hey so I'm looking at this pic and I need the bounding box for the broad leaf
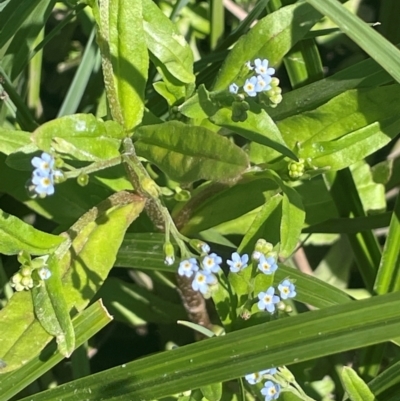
[211,106,297,160]
[31,114,122,161]
[213,3,322,90]
[0,191,145,373]
[0,129,30,155]
[180,177,279,235]
[134,121,249,183]
[0,209,65,255]
[251,85,400,169]
[142,0,194,104]
[0,301,112,400]
[98,0,148,131]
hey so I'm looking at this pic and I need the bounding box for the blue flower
[31,152,55,175]
[245,369,271,385]
[254,58,275,78]
[38,267,52,280]
[227,252,249,273]
[192,270,217,294]
[178,258,199,278]
[265,367,278,375]
[257,255,278,275]
[256,74,272,92]
[278,279,297,299]
[229,83,239,94]
[243,76,260,97]
[202,253,222,273]
[31,170,55,196]
[257,287,280,313]
[201,242,211,254]
[261,380,280,401]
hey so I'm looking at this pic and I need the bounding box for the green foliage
[0,1,399,401]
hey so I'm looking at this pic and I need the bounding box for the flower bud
[163,242,175,266]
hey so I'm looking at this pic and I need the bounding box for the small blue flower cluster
[229,58,275,97]
[245,368,280,401]
[30,152,62,197]
[228,250,296,314]
[178,252,222,296]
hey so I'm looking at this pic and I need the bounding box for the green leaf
[268,56,394,122]
[31,114,122,161]
[0,129,30,155]
[200,382,223,401]
[98,0,148,131]
[374,192,400,294]
[0,209,65,255]
[142,0,194,85]
[213,3,322,90]
[0,300,112,400]
[134,121,249,183]
[268,85,400,171]
[210,106,297,160]
[0,191,145,373]
[341,366,375,401]
[180,177,279,235]
[278,179,305,258]
[351,161,386,214]
[17,291,400,400]
[32,252,75,358]
[238,194,283,255]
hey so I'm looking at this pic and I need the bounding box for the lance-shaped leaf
[134,121,249,183]
[31,114,122,161]
[0,209,65,255]
[213,3,322,90]
[98,0,148,131]
[0,128,30,155]
[0,300,112,400]
[252,84,400,168]
[211,106,297,160]
[341,367,375,401]
[142,0,194,104]
[16,292,400,401]
[32,250,75,358]
[0,191,145,373]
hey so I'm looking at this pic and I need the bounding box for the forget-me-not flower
[227,252,249,273]
[31,152,55,175]
[261,380,281,401]
[278,279,297,299]
[201,242,211,254]
[254,58,275,78]
[178,258,199,278]
[30,152,63,197]
[192,270,217,294]
[257,287,280,313]
[257,255,278,275]
[38,267,52,280]
[256,74,272,92]
[243,76,260,97]
[32,171,55,196]
[229,83,239,94]
[202,253,222,274]
[245,369,270,385]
